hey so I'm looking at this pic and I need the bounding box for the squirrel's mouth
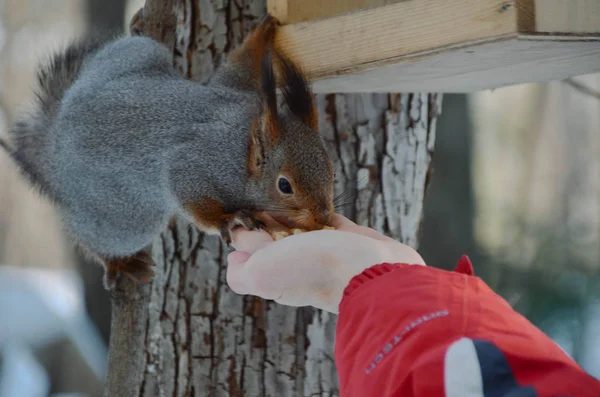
[269,214,304,229]
[268,213,322,231]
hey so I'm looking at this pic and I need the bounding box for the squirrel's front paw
[219,210,266,246]
[232,209,267,231]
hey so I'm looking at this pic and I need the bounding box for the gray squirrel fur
[1,17,334,289]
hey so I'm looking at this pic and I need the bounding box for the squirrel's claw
[219,210,266,246]
[233,210,266,231]
[220,226,233,246]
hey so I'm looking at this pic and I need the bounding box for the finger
[329,222,422,262]
[230,227,274,253]
[346,225,394,242]
[330,214,391,242]
[329,213,357,229]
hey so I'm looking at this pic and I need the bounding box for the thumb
[228,250,251,266]
[226,251,252,294]
[226,249,286,302]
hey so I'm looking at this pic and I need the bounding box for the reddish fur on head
[228,15,280,86]
[275,162,335,230]
[242,17,334,230]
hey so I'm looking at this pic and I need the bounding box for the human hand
[226,213,425,313]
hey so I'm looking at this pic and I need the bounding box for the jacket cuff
[342,256,476,299]
[342,263,410,298]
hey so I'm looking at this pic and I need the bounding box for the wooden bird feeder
[268,0,600,93]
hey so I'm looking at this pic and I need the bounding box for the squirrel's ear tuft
[226,15,279,87]
[259,49,280,145]
[260,48,278,120]
[248,118,266,176]
[276,53,318,130]
[248,49,280,176]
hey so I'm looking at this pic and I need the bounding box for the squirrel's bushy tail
[5,36,109,198]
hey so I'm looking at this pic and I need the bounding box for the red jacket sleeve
[334,256,600,397]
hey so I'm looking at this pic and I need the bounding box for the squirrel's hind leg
[102,251,155,290]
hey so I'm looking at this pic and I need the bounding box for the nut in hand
[269,226,335,240]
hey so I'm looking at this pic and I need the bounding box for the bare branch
[104,2,178,397]
[103,280,150,397]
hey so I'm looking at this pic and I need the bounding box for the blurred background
[0,0,599,396]
[0,1,142,396]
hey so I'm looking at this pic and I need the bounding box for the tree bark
[105,1,441,396]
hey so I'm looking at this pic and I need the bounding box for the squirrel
[0,15,335,289]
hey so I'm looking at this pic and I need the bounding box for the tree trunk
[105,1,442,396]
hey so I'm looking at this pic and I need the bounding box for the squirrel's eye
[278,177,293,195]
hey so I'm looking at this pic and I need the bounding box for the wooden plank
[534,0,600,34]
[268,0,404,24]
[267,0,289,23]
[270,0,600,93]
[274,0,521,80]
[309,38,600,93]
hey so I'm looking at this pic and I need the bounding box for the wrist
[332,239,392,306]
